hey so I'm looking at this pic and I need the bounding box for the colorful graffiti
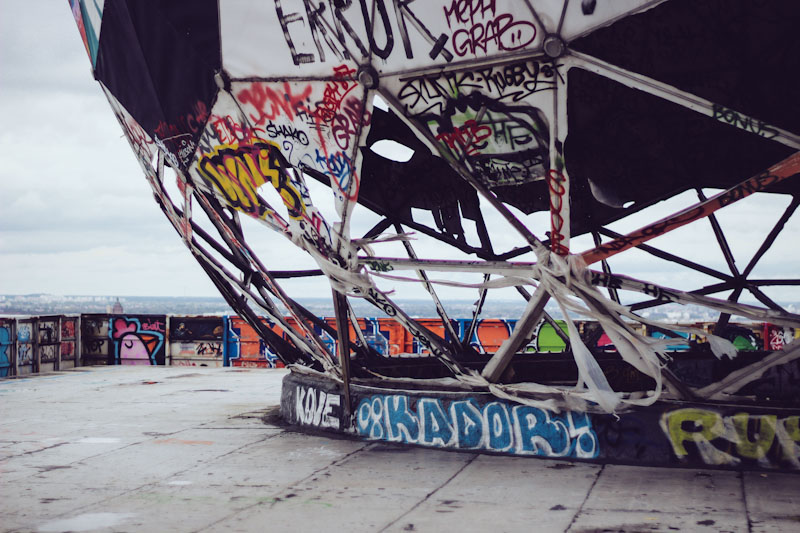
[420,92,552,190]
[661,408,800,468]
[60,318,77,362]
[280,372,800,471]
[69,0,103,66]
[196,139,304,221]
[0,320,12,377]
[111,316,166,365]
[356,394,599,458]
[17,322,34,369]
[764,323,794,351]
[170,317,226,367]
[226,316,285,369]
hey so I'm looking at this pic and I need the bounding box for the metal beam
[333,290,352,421]
[481,287,550,382]
[696,341,800,400]
[582,151,800,265]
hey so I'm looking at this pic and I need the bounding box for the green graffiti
[661,409,800,468]
[662,408,729,463]
[732,413,776,460]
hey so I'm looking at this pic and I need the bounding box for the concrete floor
[1,367,798,533]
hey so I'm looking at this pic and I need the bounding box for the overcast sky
[1,2,797,304]
[0,3,223,297]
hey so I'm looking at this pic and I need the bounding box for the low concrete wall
[281,371,800,472]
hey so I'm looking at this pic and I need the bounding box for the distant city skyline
[3,293,796,324]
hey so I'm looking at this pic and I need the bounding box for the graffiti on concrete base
[356,394,599,458]
[295,385,342,430]
[661,408,800,468]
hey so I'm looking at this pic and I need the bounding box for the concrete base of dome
[281,370,800,472]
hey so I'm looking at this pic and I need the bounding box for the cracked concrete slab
[1,367,797,533]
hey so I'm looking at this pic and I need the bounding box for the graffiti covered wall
[226,315,285,368]
[81,314,111,365]
[111,315,166,365]
[60,317,78,369]
[661,408,800,470]
[0,319,13,377]
[169,316,226,367]
[356,393,599,458]
[16,320,35,374]
[281,372,800,472]
[37,317,59,372]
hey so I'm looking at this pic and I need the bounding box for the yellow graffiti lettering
[663,409,800,468]
[732,413,776,460]
[223,155,258,208]
[196,139,305,221]
[661,408,736,466]
[663,409,723,456]
[779,416,800,464]
[256,147,281,188]
[785,416,800,441]
[199,161,239,205]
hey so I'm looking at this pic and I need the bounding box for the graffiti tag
[357,394,598,458]
[661,408,800,468]
[295,385,342,429]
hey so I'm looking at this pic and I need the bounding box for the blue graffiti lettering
[451,400,484,448]
[386,395,420,442]
[420,398,453,447]
[356,394,599,458]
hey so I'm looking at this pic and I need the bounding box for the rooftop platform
[1,367,798,532]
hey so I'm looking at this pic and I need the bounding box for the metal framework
[76,0,800,415]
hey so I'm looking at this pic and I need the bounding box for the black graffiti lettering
[304,0,348,62]
[718,173,780,207]
[398,60,558,117]
[391,0,413,57]
[332,1,371,57]
[367,288,398,317]
[275,1,316,65]
[597,233,637,255]
[359,0,394,59]
[394,0,454,61]
[607,274,621,290]
[276,0,453,64]
[85,339,105,354]
[479,61,557,101]
[642,283,662,300]
[266,122,310,145]
[712,103,779,140]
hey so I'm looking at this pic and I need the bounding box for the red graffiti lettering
[315,65,358,124]
[547,170,569,255]
[435,120,492,157]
